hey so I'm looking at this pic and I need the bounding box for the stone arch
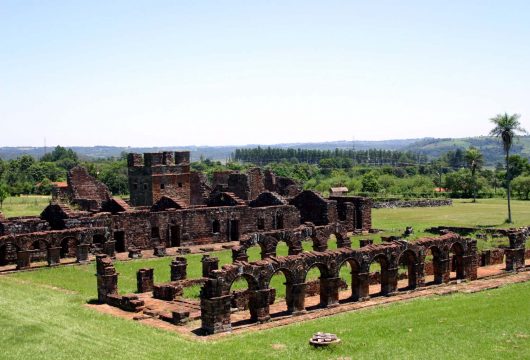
[368,253,395,296]
[226,273,261,325]
[426,245,446,284]
[0,241,19,266]
[60,237,78,258]
[337,257,364,301]
[29,239,49,262]
[266,267,295,317]
[397,250,418,290]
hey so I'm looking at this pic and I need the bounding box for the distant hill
[402,136,530,165]
[1,136,529,165]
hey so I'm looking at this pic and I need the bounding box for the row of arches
[0,232,109,267]
[201,236,477,333]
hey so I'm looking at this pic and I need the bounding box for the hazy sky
[2,1,530,147]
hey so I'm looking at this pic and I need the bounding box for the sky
[1,0,530,147]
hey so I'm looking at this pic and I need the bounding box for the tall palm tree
[489,113,527,223]
[464,147,483,202]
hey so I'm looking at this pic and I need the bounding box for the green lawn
[0,195,50,218]
[1,197,530,359]
[0,274,529,360]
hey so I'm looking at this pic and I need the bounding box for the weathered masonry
[0,151,372,269]
[94,229,527,335]
[200,232,482,334]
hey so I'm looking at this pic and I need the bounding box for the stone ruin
[0,151,372,270]
[94,225,527,336]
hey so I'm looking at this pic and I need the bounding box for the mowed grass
[0,275,529,360]
[373,198,530,230]
[1,197,530,359]
[0,195,51,218]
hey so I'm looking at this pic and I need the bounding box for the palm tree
[464,147,483,202]
[489,113,527,223]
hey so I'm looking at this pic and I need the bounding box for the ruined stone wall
[201,232,479,334]
[128,152,191,207]
[190,171,211,206]
[373,199,453,209]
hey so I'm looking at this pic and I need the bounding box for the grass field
[1,197,530,359]
[0,195,51,218]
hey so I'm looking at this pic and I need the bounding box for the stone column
[506,231,526,272]
[96,255,119,303]
[416,261,426,288]
[353,272,370,301]
[200,295,232,335]
[103,241,116,258]
[47,247,61,266]
[249,289,272,323]
[260,243,277,259]
[287,243,303,256]
[436,258,450,284]
[381,267,398,296]
[76,244,90,263]
[232,246,249,262]
[312,241,328,252]
[319,277,341,307]
[137,268,154,293]
[336,235,352,249]
[171,257,187,281]
[16,250,31,270]
[201,255,219,278]
[286,283,306,315]
[359,239,373,248]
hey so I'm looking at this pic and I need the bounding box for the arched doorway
[425,246,445,284]
[30,240,48,262]
[398,250,417,291]
[60,237,78,259]
[303,263,329,310]
[338,258,362,301]
[369,254,391,297]
[267,268,294,318]
[228,274,259,327]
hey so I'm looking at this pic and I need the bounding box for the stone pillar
[201,255,219,278]
[200,295,232,334]
[47,247,61,266]
[312,239,328,252]
[76,244,90,263]
[260,244,277,260]
[506,231,526,272]
[436,258,450,284]
[353,272,370,301]
[249,289,271,323]
[137,268,154,293]
[381,267,398,296]
[171,257,187,281]
[359,239,373,248]
[103,241,116,258]
[285,283,306,315]
[287,242,303,256]
[336,235,352,249]
[319,277,341,307]
[16,250,31,270]
[232,246,248,262]
[416,261,426,288]
[96,255,119,303]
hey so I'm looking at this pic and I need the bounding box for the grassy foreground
[0,275,529,360]
[1,197,530,359]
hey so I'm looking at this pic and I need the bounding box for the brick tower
[127,151,191,207]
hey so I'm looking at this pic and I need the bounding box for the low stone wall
[373,199,452,209]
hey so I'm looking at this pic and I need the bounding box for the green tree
[489,113,527,223]
[0,182,10,208]
[464,147,483,202]
[512,176,530,200]
[361,172,380,193]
